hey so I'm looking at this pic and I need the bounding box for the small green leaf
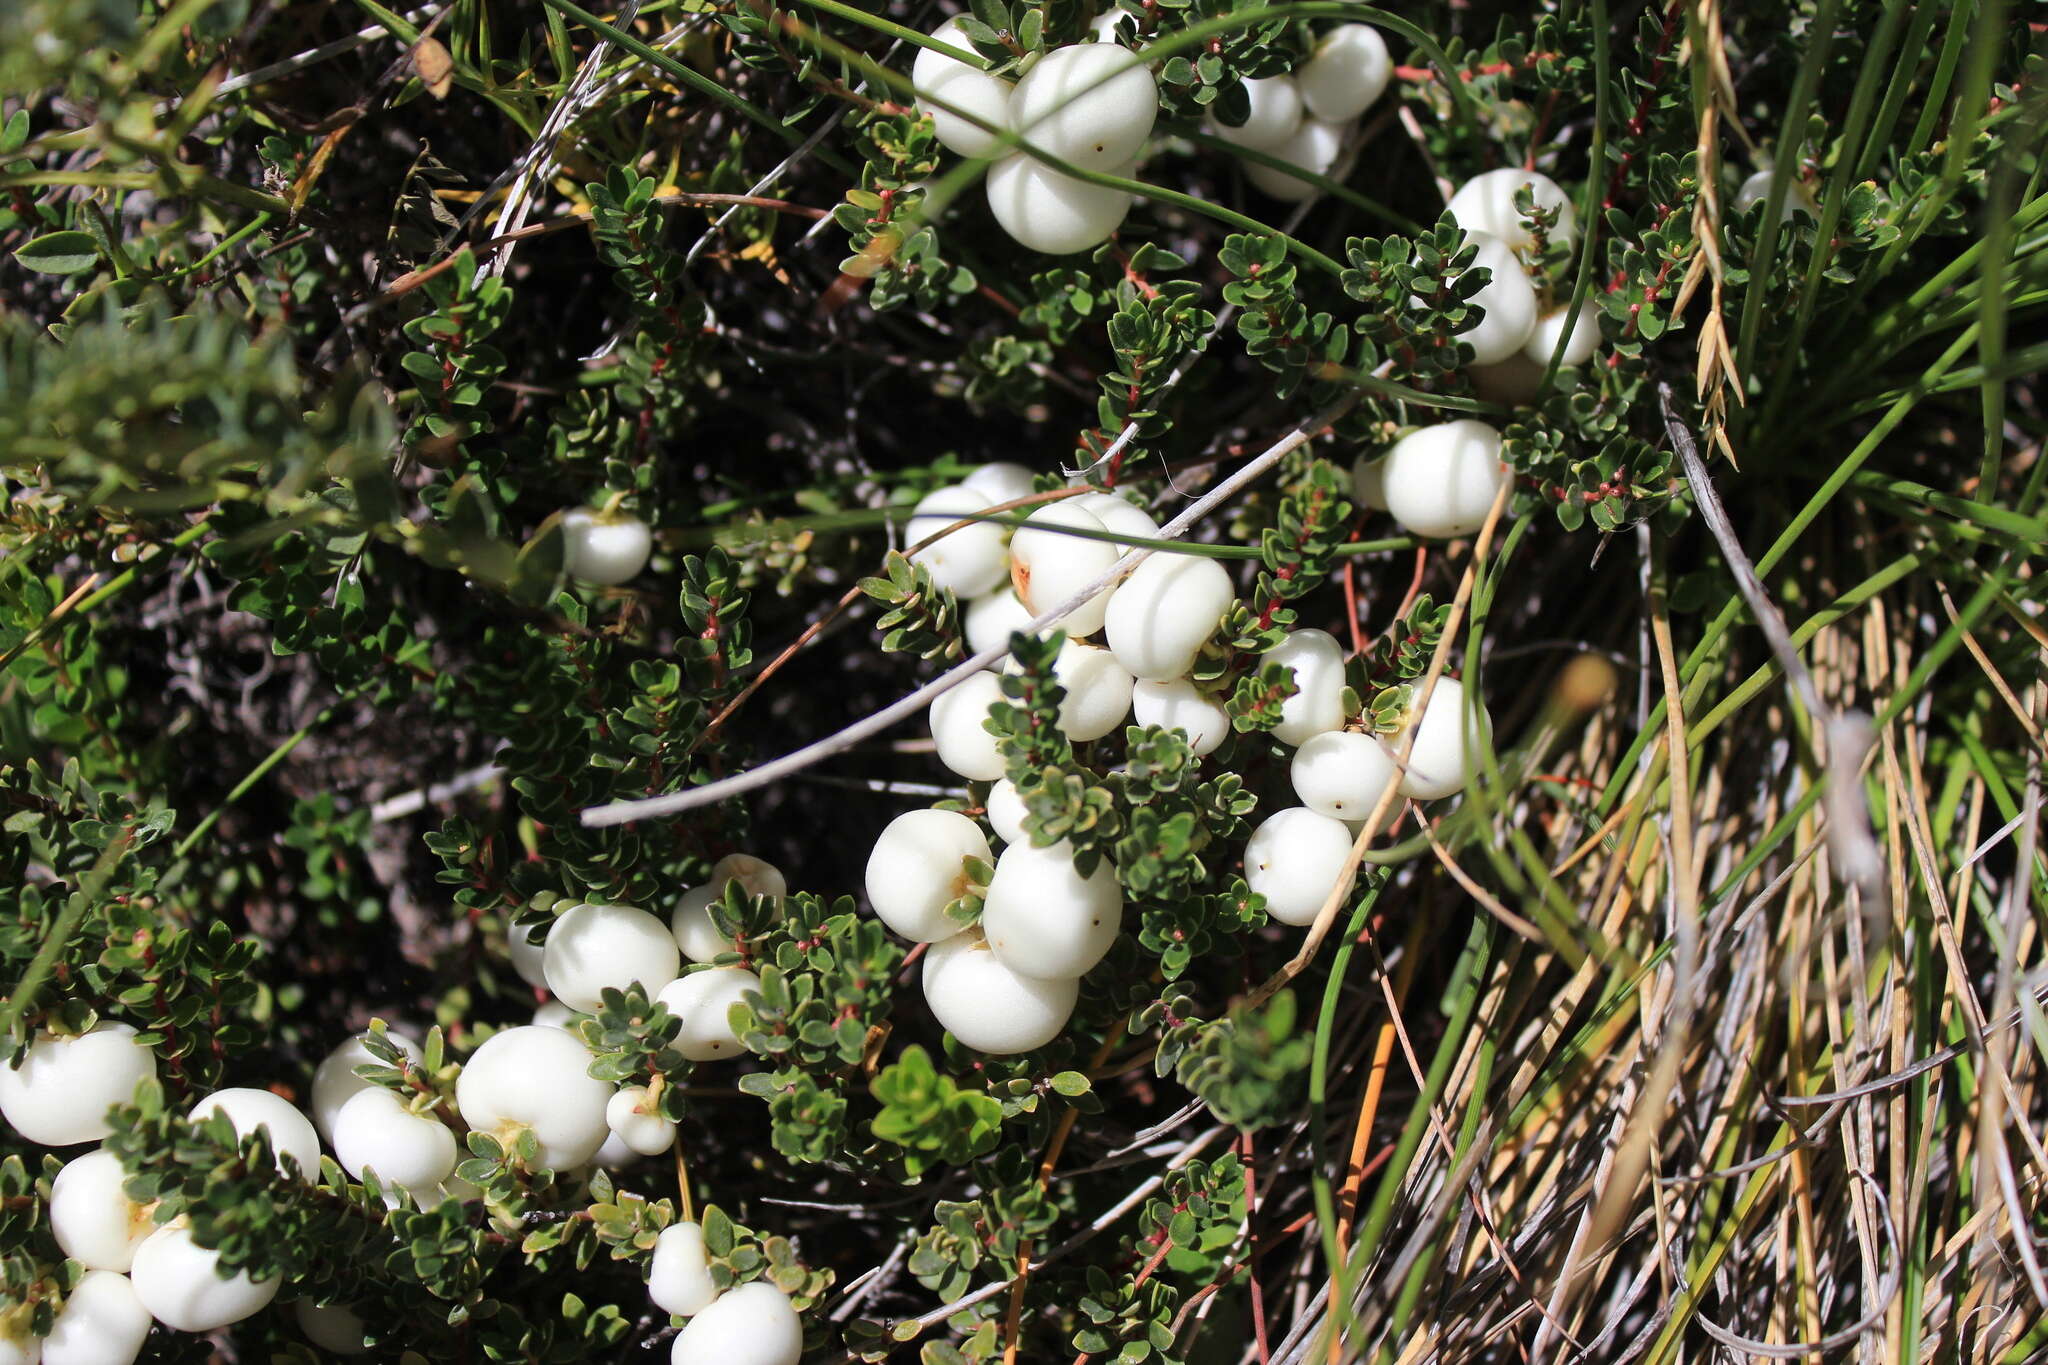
[15,230,100,275]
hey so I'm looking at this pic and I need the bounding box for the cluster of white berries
[910,19,1405,254]
[914,22,1159,254]
[0,855,801,1361]
[1203,24,1391,201]
[863,459,1493,1054]
[647,1222,802,1365]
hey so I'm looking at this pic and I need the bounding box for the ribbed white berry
[1266,629,1348,746]
[1008,500,1121,635]
[1523,298,1600,367]
[1296,24,1390,121]
[1378,419,1510,541]
[1245,807,1355,926]
[669,1280,802,1365]
[311,1028,424,1141]
[980,840,1122,980]
[913,18,1013,159]
[294,1299,371,1356]
[591,1132,637,1169]
[965,588,1036,657]
[1015,638,1132,741]
[1008,44,1157,170]
[921,932,1078,1054]
[1131,678,1231,755]
[1244,116,1346,201]
[455,1026,612,1169]
[332,1087,458,1192]
[1206,74,1303,151]
[985,155,1133,255]
[656,968,761,1062]
[1446,167,1577,252]
[985,777,1032,845]
[907,484,1012,597]
[543,901,681,1013]
[130,1221,279,1333]
[50,1150,153,1273]
[929,670,1008,781]
[560,508,652,586]
[648,1222,719,1317]
[1350,454,1387,510]
[43,1270,149,1365]
[1289,730,1398,820]
[190,1088,321,1180]
[0,1024,154,1148]
[866,809,992,943]
[533,1001,575,1029]
[960,462,1038,504]
[605,1085,677,1156]
[1071,490,1160,543]
[1455,231,1538,365]
[1103,552,1234,681]
[1392,676,1491,799]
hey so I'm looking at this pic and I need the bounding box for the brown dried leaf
[414,38,454,100]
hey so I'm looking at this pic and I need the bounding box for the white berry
[656,968,761,1062]
[1378,419,1511,541]
[670,1280,802,1365]
[543,901,681,1013]
[130,1221,279,1333]
[1447,167,1577,252]
[866,809,992,943]
[960,461,1038,504]
[455,1026,612,1169]
[980,840,1122,980]
[1523,298,1600,367]
[1008,500,1121,635]
[190,1088,321,1180]
[672,854,786,963]
[985,154,1133,255]
[1008,44,1157,171]
[913,18,1013,160]
[605,1085,677,1156]
[332,1086,458,1193]
[50,1150,154,1273]
[985,777,1032,845]
[1350,454,1386,510]
[1732,168,1815,219]
[921,931,1078,1054]
[1244,115,1346,201]
[929,670,1008,781]
[1012,637,1132,741]
[294,1299,370,1355]
[907,484,1012,597]
[965,588,1036,657]
[43,1270,149,1365]
[560,508,652,586]
[508,919,549,988]
[0,1024,154,1148]
[311,1028,424,1141]
[1296,25,1390,121]
[1206,74,1303,152]
[533,1001,575,1029]
[0,1329,32,1365]
[1245,807,1355,926]
[1266,628,1348,746]
[1289,730,1398,820]
[649,1221,719,1317]
[1104,552,1234,681]
[1131,678,1231,755]
[1452,230,1538,365]
[1392,676,1491,799]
